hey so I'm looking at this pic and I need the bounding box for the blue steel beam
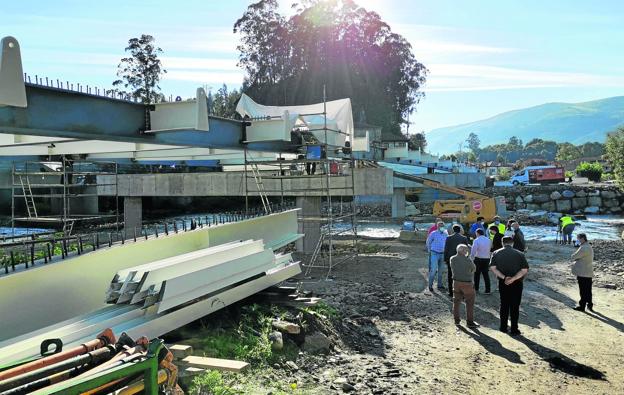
[0,84,299,152]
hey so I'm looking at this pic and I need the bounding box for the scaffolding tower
[11,156,119,236]
[243,90,359,276]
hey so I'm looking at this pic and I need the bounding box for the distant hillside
[426,96,624,154]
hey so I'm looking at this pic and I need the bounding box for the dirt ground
[295,239,624,394]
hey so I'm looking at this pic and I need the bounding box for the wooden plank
[272,297,321,307]
[169,344,193,360]
[181,356,250,372]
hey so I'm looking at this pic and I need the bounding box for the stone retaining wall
[484,184,624,215]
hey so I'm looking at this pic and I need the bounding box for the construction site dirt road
[291,239,624,394]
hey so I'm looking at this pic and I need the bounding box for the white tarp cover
[236,94,353,146]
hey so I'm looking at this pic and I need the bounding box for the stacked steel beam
[0,237,301,364]
[104,239,296,313]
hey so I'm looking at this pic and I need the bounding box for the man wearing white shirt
[470,228,492,294]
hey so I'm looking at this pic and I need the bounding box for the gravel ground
[277,239,624,394]
[590,240,624,290]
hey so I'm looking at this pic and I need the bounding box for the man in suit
[444,224,470,297]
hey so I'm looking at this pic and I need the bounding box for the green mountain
[426,96,624,154]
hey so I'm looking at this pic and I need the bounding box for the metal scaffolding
[11,156,119,236]
[243,88,359,276]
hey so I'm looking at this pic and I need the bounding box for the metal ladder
[305,231,327,276]
[18,175,38,218]
[249,162,272,214]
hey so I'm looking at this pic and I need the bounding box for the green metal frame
[37,340,164,395]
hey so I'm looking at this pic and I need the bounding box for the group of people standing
[425,215,594,335]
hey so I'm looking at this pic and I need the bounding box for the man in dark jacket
[444,224,470,297]
[490,237,529,336]
[489,225,503,252]
[511,222,526,252]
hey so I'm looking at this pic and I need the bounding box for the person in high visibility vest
[559,215,576,245]
[488,216,506,240]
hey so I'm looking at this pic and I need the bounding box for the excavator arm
[393,171,487,199]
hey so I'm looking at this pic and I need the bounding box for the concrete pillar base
[392,188,406,218]
[295,196,322,254]
[124,196,142,234]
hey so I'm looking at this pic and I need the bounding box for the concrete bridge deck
[96,168,485,198]
[97,168,395,197]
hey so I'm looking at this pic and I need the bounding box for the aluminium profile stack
[0,240,301,364]
[105,240,262,305]
[105,239,296,313]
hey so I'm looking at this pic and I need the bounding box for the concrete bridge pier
[295,196,322,254]
[123,196,143,235]
[392,188,406,218]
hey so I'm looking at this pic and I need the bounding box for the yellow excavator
[394,172,502,225]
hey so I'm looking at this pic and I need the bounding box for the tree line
[460,133,605,163]
[233,0,427,137]
[111,0,427,139]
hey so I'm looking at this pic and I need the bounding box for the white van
[510,165,557,185]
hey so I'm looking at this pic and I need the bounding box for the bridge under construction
[0,35,485,393]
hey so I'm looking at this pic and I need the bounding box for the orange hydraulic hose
[0,328,116,381]
[73,337,148,380]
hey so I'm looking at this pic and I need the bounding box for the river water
[333,215,624,241]
[0,226,49,238]
[4,214,622,243]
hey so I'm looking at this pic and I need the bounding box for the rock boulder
[572,197,587,209]
[587,196,602,207]
[584,206,600,214]
[603,198,619,208]
[562,190,575,198]
[540,201,556,212]
[550,191,562,200]
[533,194,550,203]
[556,199,572,212]
[303,332,331,354]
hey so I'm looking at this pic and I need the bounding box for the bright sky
[3,0,624,132]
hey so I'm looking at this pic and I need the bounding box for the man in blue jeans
[426,221,448,292]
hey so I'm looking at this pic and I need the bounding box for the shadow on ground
[586,310,624,333]
[514,335,607,380]
[459,326,524,364]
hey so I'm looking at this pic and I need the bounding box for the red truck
[510,166,565,185]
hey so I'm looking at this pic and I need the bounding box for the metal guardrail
[0,203,296,275]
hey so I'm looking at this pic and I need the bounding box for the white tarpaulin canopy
[236,94,354,146]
